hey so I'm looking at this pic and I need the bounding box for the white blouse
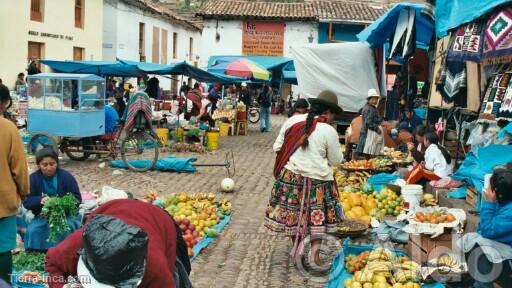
[273,114,343,181]
[424,144,454,178]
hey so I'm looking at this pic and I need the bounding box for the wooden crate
[465,186,478,208]
[407,233,454,263]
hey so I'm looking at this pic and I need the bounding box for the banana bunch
[218,198,232,214]
[422,194,436,206]
[336,171,369,190]
[437,254,458,268]
[354,269,374,283]
[393,269,421,283]
[366,261,392,273]
[368,248,395,262]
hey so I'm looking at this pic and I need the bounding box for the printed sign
[242,21,284,56]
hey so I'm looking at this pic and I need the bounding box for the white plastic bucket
[402,184,423,209]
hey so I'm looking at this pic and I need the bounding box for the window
[30,0,44,22]
[189,37,193,61]
[139,22,145,61]
[73,47,84,61]
[152,27,160,64]
[75,0,84,28]
[173,32,178,59]
[161,29,168,64]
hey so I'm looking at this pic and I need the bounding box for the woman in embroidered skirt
[265,90,344,267]
[356,89,383,158]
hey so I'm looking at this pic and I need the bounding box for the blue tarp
[41,59,243,84]
[451,145,512,209]
[357,3,434,50]
[327,239,444,288]
[191,214,231,261]
[282,61,297,85]
[367,173,402,192]
[435,0,512,37]
[110,155,197,172]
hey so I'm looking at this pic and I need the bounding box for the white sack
[292,42,380,112]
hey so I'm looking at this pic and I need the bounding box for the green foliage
[13,252,46,272]
[41,193,78,242]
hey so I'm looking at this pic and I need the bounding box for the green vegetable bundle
[13,251,46,272]
[41,193,78,242]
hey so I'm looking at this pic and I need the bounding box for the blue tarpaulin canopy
[41,59,243,84]
[436,0,512,37]
[281,61,297,85]
[357,3,434,50]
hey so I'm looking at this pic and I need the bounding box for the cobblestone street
[49,114,327,288]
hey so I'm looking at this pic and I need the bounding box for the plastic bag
[97,186,128,205]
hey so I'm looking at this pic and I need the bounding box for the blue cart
[27,73,159,172]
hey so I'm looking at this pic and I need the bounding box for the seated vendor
[405,132,453,184]
[461,166,512,288]
[45,199,191,288]
[104,104,119,135]
[398,108,422,133]
[20,148,82,251]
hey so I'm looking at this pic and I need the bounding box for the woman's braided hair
[301,102,331,149]
[424,132,452,164]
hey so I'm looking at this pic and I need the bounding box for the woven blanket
[481,70,511,115]
[436,61,467,103]
[447,20,485,62]
[483,7,512,64]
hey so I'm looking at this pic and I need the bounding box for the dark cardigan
[23,169,81,216]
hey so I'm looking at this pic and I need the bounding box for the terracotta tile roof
[315,1,387,23]
[197,0,386,23]
[197,1,318,21]
[121,0,202,31]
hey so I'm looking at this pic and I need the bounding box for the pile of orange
[413,211,456,224]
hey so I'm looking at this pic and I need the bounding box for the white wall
[0,0,103,89]
[103,0,202,90]
[200,19,318,68]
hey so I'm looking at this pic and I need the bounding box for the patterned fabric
[481,70,512,116]
[499,77,512,118]
[265,169,344,256]
[483,7,512,62]
[447,20,485,62]
[436,61,467,103]
[123,92,153,132]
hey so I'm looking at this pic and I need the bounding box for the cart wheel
[28,133,58,155]
[121,131,159,172]
[248,108,260,123]
[225,152,236,177]
[61,138,91,161]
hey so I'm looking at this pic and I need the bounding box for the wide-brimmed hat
[308,90,343,114]
[78,215,148,288]
[367,88,381,99]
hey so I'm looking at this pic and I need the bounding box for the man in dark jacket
[258,84,272,132]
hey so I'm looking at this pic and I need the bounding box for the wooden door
[152,27,160,64]
[161,29,168,64]
[73,47,84,61]
[28,41,43,69]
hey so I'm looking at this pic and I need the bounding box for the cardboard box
[407,233,454,263]
[465,186,478,208]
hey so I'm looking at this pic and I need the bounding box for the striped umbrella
[210,58,270,81]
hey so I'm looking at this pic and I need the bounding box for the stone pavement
[57,114,329,288]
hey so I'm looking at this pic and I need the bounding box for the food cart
[26,73,159,172]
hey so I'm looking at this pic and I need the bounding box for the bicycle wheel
[121,131,159,172]
[248,108,260,123]
[28,133,58,155]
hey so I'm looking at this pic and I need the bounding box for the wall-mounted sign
[28,30,73,41]
[242,21,284,56]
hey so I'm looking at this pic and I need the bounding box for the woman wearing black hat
[267,90,344,269]
[20,148,82,251]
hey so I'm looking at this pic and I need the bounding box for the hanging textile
[498,79,512,118]
[480,68,511,116]
[436,61,467,103]
[447,20,485,62]
[389,8,417,60]
[482,7,512,64]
